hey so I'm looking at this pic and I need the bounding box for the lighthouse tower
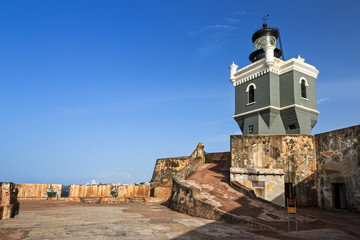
[229,22,319,134]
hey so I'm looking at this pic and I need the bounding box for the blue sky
[1,1,359,185]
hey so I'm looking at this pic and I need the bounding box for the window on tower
[246,83,256,104]
[300,77,308,99]
[249,125,254,134]
[249,86,255,103]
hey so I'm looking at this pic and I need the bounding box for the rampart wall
[17,184,63,199]
[230,125,359,211]
[315,125,360,211]
[230,135,317,207]
[205,152,230,163]
[151,156,192,186]
[169,142,272,229]
[0,182,19,220]
[68,184,111,198]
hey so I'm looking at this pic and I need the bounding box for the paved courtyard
[0,200,359,239]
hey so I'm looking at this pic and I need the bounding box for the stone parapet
[205,152,230,163]
[17,184,62,199]
[0,182,19,220]
[68,184,111,198]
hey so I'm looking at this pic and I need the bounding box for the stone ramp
[186,162,324,231]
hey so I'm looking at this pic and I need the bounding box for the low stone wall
[315,125,360,211]
[14,182,171,203]
[117,185,171,199]
[0,182,19,220]
[151,156,192,186]
[68,184,111,198]
[205,152,230,163]
[230,181,257,198]
[169,143,272,229]
[117,185,150,198]
[17,184,63,199]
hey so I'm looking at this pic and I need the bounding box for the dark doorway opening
[61,185,69,197]
[150,188,155,197]
[333,183,347,209]
[285,182,294,205]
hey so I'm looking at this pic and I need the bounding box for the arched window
[246,83,256,104]
[249,86,255,103]
[299,77,308,99]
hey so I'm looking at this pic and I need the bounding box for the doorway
[333,183,347,209]
[285,182,294,205]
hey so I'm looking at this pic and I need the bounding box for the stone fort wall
[316,125,360,211]
[230,124,359,210]
[0,182,19,220]
[230,135,316,207]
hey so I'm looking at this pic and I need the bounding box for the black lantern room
[249,23,283,63]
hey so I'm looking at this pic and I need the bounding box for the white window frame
[246,83,256,105]
[299,77,308,100]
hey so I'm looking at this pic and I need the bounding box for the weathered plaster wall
[151,156,192,186]
[315,125,360,211]
[230,135,317,207]
[0,182,19,220]
[205,152,230,163]
[282,135,317,207]
[117,185,150,198]
[151,142,207,186]
[68,184,111,198]
[17,184,63,199]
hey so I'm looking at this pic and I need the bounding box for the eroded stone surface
[316,125,360,211]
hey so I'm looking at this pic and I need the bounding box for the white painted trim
[245,83,257,92]
[301,97,308,101]
[246,102,256,106]
[299,77,309,86]
[232,104,319,118]
[231,57,319,87]
[233,106,272,117]
[281,104,318,114]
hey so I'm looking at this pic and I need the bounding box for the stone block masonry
[316,125,360,211]
[230,125,360,211]
[68,184,111,198]
[0,182,19,220]
[205,152,230,163]
[231,134,317,207]
[151,156,192,186]
[17,184,63,199]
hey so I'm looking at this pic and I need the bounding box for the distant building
[229,23,319,134]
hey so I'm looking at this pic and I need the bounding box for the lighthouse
[229,22,319,134]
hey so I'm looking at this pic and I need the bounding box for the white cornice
[232,104,319,118]
[230,56,319,87]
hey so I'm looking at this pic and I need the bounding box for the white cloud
[205,24,239,30]
[225,18,241,23]
[317,97,330,104]
[194,42,223,56]
[233,10,252,16]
